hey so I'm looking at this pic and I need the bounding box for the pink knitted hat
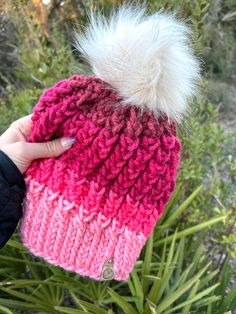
[20,5,200,281]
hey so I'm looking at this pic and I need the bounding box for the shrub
[0,0,235,313]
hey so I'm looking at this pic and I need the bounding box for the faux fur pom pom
[74,4,201,123]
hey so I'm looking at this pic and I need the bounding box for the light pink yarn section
[20,177,147,281]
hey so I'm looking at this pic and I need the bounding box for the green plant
[0,1,235,312]
[0,186,233,313]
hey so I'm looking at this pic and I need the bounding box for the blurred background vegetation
[0,0,235,313]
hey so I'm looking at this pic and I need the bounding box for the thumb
[25,137,76,160]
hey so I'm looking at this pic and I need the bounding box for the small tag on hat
[100,258,115,280]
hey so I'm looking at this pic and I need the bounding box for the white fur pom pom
[74,4,201,123]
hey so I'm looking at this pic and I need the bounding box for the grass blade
[107,287,138,314]
[142,231,153,296]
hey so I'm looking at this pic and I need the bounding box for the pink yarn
[20,75,181,281]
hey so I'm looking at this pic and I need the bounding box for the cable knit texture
[20,74,181,281]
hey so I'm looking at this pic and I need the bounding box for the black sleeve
[0,150,26,249]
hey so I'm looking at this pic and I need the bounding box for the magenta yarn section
[24,75,181,238]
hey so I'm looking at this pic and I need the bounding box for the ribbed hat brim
[20,178,147,281]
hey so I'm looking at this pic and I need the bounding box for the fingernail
[60,137,76,148]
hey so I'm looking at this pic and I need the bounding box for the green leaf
[155,262,212,313]
[145,231,178,312]
[198,270,219,290]
[186,229,208,258]
[156,183,182,225]
[181,279,200,314]
[71,292,108,314]
[0,254,48,268]
[103,297,140,304]
[154,215,226,246]
[0,288,50,311]
[142,231,153,295]
[55,306,89,314]
[107,288,138,314]
[218,284,236,312]
[164,185,203,225]
[0,298,46,311]
[6,240,27,251]
[195,296,222,308]
[174,236,185,283]
[130,268,144,313]
[0,305,14,314]
[162,282,220,313]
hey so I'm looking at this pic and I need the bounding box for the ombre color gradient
[20,75,181,281]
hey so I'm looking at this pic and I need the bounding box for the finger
[17,114,34,137]
[24,137,76,160]
[13,114,33,126]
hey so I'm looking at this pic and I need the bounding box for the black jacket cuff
[0,150,26,190]
[0,149,27,249]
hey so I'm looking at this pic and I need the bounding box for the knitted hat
[20,5,200,281]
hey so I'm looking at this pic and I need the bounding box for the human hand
[0,114,75,174]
